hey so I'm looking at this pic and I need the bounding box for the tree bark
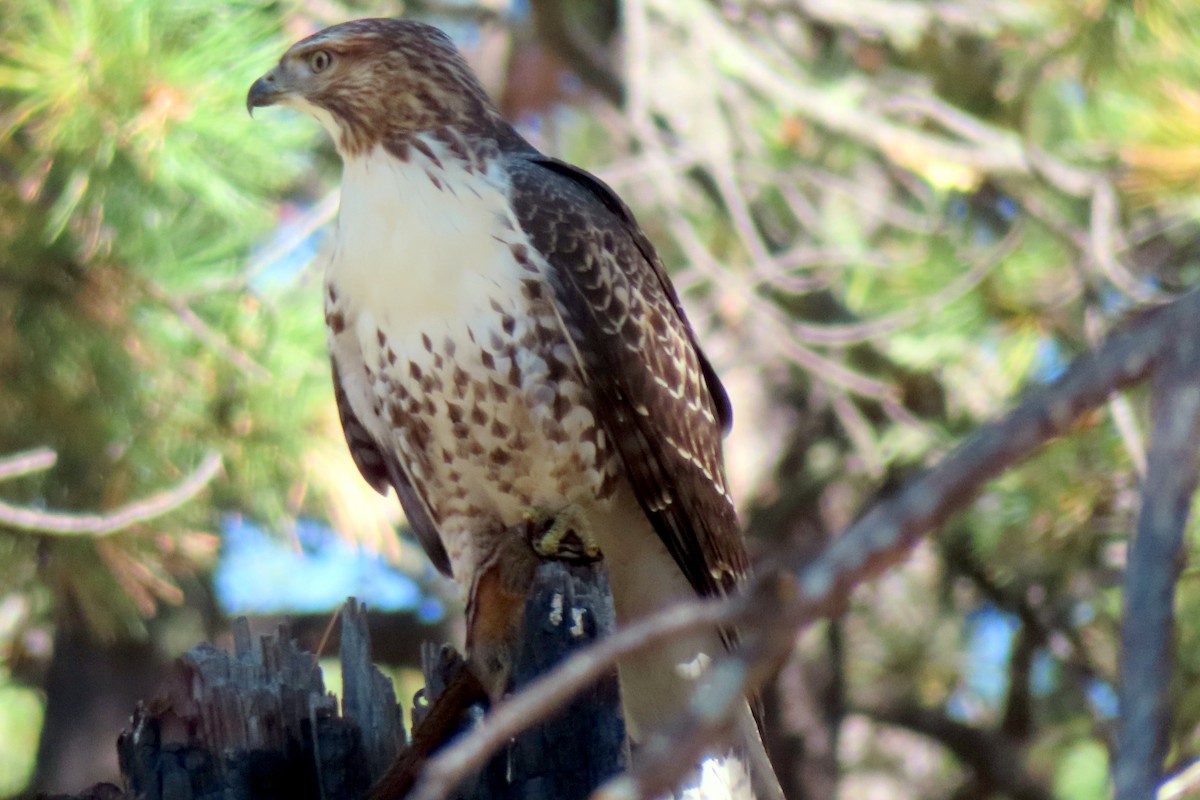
[52,560,625,800]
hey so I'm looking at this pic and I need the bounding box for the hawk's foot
[525,504,602,563]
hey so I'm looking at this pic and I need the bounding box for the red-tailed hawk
[249,18,779,798]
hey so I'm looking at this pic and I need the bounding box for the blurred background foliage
[0,0,1197,797]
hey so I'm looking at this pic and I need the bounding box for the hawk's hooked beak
[246,66,291,117]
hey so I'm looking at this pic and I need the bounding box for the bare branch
[859,701,1051,800]
[528,0,624,106]
[786,167,935,234]
[403,0,506,24]
[1162,760,1200,800]
[1114,331,1200,800]
[0,447,57,482]
[195,191,338,297]
[143,281,271,381]
[0,452,222,536]
[407,598,734,800]
[406,280,1200,800]
[757,221,1022,348]
[1087,308,1149,477]
[606,292,1191,795]
[789,0,1021,39]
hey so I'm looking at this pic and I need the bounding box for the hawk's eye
[309,50,332,73]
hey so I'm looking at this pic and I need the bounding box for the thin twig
[828,385,884,477]
[0,452,222,536]
[940,532,1114,741]
[143,281,270,380]
[194,191,338,297]
[1088,180,1164,305]
[786,167,934,233]
[0,447,57,482]
[759,222,1022,347]
[880,93,1026,151]
[528,0,624,105]
[404,0,506,24]
[789,0,1017,39]
[1086,308,1148,477]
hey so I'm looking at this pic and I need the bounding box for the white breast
[328,137,524,453]
[325,136,611,577]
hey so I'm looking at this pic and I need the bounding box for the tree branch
[859,701,1051,800]
[142,281,270,381]
[408,287,1200,800]
[0,447,57,482]
[407,598,732,800]
[528,0,624,106]
[939,529,1110,738]
[0,452,222,536]
[1114,330,1200,800]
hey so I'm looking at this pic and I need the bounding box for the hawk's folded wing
[506,154,747,599]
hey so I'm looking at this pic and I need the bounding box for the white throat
[329,135,515,331]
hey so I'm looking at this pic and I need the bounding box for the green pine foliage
[0,0,319,643]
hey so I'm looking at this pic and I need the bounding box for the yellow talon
[528,504,601,560]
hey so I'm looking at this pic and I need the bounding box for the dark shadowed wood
[342,599,407,780]
[372,559,627,800]
[53,562,625,800]
[465,559,627,800]
[1115,331,1200,800]
[115,611,388,800]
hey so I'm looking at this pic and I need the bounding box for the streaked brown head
[247,18,511,155]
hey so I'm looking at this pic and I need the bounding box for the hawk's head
[247,18,508,155]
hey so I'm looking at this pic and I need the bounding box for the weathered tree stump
[53,560,625,800]
[116,598,396,800]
